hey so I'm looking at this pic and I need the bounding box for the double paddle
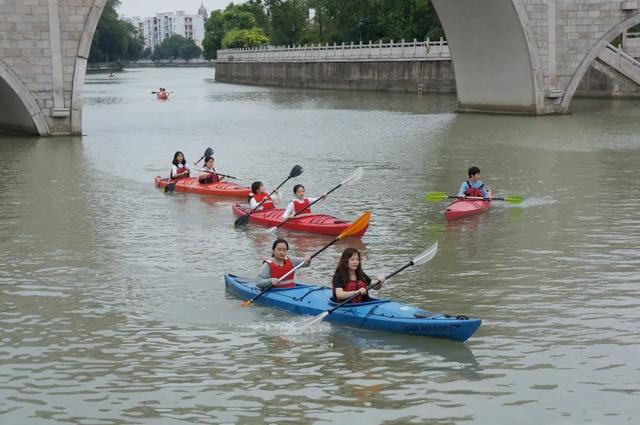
[164,148,214,193]
[234,165,304,227]
[301,241,439,327]
[425,192,524,205]
[240,211,372,307]
[193,167,238,180]
[266,167,363,233]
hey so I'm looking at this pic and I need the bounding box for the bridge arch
[562,13,640,110]
[0,60,51,135]
[432,0,544,114]
[71,0,108,134]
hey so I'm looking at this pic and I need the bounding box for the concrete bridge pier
[431,0,640,114]
[0,0,106,135]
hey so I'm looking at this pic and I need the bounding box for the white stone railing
[216,38,451,62]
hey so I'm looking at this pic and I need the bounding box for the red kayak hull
[155,176,251,198]
[157,93,169,100]
[232,204,369,238]
[444,194,492,221]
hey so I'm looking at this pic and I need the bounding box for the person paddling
[171,151,190,180]
[198,156,223,184]
[248,181,280,211]
[282,184,327,219]
[458,166,490,199]
[256,238,311,289]
[332,248,385,304]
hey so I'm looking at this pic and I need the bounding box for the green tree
[203,10,225,59]
[222,28,269,48]
[203,2,271,58]
[265,0,308,46]
[89,0,146,62]
[151,35,202,61]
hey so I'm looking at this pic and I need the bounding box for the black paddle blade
[164,183,176,193]
[289,164,304,178]
[203,147,213,157]
[234,213,250,227]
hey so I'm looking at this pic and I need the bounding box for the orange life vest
[264,258,294,288]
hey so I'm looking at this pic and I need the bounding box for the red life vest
[264,258,294,288]
[334,279,368,304]
[293,198,311,215]
[253,193,275,210]
[173,165,189,179]
[199,169,220,184]
[464,180,485,198]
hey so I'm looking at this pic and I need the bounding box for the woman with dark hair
[255,238,311,289]
[281,184,327,219]
[332,248,385,303]
[248,181,280,211]
[198,156,223,184]
[171,151,190,180]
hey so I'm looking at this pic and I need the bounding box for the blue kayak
[224,274,481,342]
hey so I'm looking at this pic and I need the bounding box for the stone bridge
[431,0,640,114]
[2,1,640,136]
[0,0,106,135]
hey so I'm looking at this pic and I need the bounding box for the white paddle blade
[341,167,363,186]
[301,311,328,327]
[266,226,278,233]
[412,241,439,267]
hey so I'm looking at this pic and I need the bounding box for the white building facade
[135,10,206,51]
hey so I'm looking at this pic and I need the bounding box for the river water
[1,68,639,424]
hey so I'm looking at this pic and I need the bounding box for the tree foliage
[203,0,443,57]
[89,0,144,62]
[151,35,203,61]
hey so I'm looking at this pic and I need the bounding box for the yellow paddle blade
[337,211,371,240]
[240,299,254,307]
[424,192,449,202]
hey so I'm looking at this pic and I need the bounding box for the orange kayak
[155,176,251,197]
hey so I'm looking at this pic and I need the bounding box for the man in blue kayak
[458,166,490,199]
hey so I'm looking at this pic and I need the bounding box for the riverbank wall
[215,60,455,94]
[215,59,640,98]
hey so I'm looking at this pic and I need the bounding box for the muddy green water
[1,68,639,424]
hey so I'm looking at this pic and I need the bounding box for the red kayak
[155,176,251,197]
[157,92,169,100]
[232,204,369,237]
[444,191,493,221]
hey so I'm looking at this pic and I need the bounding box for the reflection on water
[1,68,639,424]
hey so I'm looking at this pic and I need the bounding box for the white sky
[118,0,232,18]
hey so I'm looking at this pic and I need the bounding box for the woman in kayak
[457,166,490,199]
[171,151,190,180]
[256,238,311,289]
[332,248,385,304]
[282,184,327,219]
[198,156,223,184]
[248,181,280,211]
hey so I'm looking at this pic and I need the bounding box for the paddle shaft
[326,260,414,315]
[244,238,340,305]
[195,168,237,180]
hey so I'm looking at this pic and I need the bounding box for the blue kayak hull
[224,274,481,342]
